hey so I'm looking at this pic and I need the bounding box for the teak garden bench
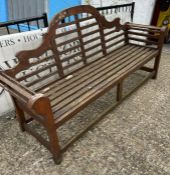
[0,5,166,164]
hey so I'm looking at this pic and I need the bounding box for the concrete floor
[0,49,170,175]
[163,43,170,54]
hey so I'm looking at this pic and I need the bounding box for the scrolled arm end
[27,93,53,117]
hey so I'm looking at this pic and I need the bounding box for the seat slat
[51,47,148,109]
[47,45,139,101]
[54,48,158,124]
[40,44,132,95]
[51,46,152,112]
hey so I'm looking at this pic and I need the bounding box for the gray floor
[163,43,170,54]
[0,50,170,175]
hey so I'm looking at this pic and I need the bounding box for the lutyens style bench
[0,5,166,164]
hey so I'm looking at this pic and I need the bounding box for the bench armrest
[0,72,53,121]
[0,72,35,102]
[126,23,167,32]
[27,93,54,119]
[124,23,167,49]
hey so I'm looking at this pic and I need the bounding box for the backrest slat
[55,28,78,38]
[57,36,81,47]
[75,14,87,65]
[83,35,102,45]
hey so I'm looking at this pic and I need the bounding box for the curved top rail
[48,5,123,36]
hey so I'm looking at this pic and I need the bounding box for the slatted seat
[38,44,158,126]
[0,5,166,164]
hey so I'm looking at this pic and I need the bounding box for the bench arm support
[0,72,34,102]
[0,72,54,122]
[28,94,54,121]
[126,23,167,32]
[124,23,167,49]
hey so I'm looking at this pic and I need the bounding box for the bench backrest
[5,5,126,91]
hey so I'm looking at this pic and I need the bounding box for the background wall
[7,0,48,20]
[0,0,8,22]
[0,0,156,25]
[49,0,81,19]
[133,0,156,25]
[82,0,156,25]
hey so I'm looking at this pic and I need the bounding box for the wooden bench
[0,5,166,164]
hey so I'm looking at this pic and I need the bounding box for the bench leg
[32,96,62,164]
[13,98,26,132]
[117,81,123,101]
[152,54,161,79]
[47,125,62,164]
